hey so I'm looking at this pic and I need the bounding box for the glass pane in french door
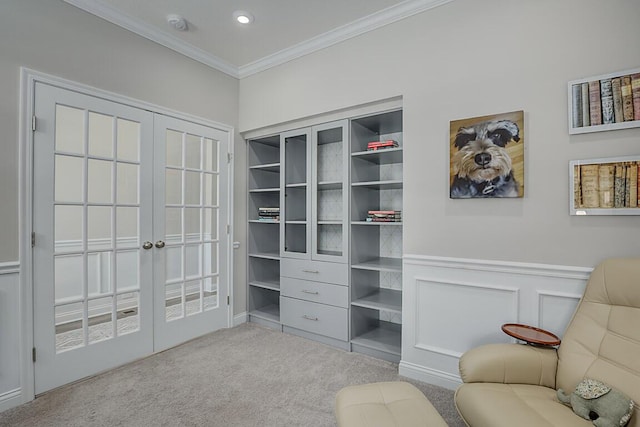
[163,130,220,321]
[53,108,143,353]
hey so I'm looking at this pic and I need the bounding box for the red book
[588,80,602,125]
[367,141,399,151]
[367,210,400,214]
[367,140,397,147]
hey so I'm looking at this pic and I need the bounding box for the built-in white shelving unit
[247,135,282,329]
[350,110,403,362]
[246,109,403,362]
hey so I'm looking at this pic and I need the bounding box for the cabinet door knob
[155,240,166,249]
[142,241,153,250]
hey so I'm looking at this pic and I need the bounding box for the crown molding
[238,0,453,78]
[64,0,453,80]
[63,0,239,78]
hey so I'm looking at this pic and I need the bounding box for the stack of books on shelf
[571,73,640,128]
[574,162,639,209]
[258,207,279,222]
[366,140,399,151]
[365,210,402,222]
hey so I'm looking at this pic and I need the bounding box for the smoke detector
[167,14,188,31]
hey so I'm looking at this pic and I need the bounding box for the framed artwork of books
[568,67,640,134]
[570,156,640,215]
[449,110,524,199]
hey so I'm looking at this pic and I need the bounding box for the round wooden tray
[501,323,561,346]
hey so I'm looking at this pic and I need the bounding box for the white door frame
[18,67,234,404]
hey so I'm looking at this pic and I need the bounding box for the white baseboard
[233,312,247,326]
[0,388,22,413]
[399,361,461,391]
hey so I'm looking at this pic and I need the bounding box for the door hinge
[32,347,36,363]
[32,115,37,132]
[226,224,231,234]
[227,152,233,163]
[31,232,36,248]
[227,296,230,305]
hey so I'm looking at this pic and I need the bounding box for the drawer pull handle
[302,315,318,321]
[302,290,319,295]
[302,269,319,274]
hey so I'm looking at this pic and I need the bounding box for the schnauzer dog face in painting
[450,119,521,198]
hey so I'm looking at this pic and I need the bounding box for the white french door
[32,83,230,394]
[153,115,229,351]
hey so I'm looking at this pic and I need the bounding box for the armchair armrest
[459,343,558,388]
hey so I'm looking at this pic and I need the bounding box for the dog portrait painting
[449,111,524,198]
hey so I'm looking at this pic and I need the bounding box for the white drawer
[281,258,348,285]
[280,297,348,341]
[281,277,348,308]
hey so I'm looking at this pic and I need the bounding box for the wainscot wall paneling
[399,255,590,390]
[0,262,21,412]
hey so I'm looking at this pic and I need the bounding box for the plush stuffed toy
[557,378,634,427]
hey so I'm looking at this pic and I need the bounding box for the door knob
[155,240,166,249]
[142,241,153,250]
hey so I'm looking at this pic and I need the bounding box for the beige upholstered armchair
[455,258,640,427]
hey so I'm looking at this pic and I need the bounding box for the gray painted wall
[0,1,247,314]
[2,0,639,322]
[239,0,640,268]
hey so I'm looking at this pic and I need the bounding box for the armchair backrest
[557,258,640,426]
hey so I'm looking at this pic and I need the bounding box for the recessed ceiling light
[166,14,188,31]
[233,10,254,24]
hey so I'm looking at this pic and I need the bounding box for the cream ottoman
[335,381,448,427]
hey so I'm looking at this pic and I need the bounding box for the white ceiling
[64,0,451,78]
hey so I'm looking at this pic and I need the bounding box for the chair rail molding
[0,262,20,275]
[400,255,590,390]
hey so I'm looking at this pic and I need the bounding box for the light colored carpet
[0,323,465,427]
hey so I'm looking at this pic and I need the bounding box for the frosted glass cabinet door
[280,129,312,259]
[312,120,349,263]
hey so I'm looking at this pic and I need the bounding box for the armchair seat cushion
[455,383,592,427]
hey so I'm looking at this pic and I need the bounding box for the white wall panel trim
[0,262,20,275]
[413,277,519,356]
[233,312,247,326]
[536,290,582,335]
[401,255,590,390]
[414,276,520,293]
[399,361,461,390]
[0,389,22,413]
[537,290,583,303]
[404,254,593,280]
